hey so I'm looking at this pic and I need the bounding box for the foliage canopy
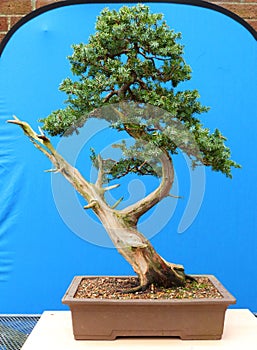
[40,4,240,180]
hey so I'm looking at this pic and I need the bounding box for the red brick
[0,17,9,31]
[248,20,257,30]
[10,16,24,28]
[241,0,257,3]
[0,0,32,15]
[0,33,7,43]
[36,0,64,9]
[210,0,241,3]
[220,4,257,19]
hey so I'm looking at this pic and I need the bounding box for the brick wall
[0,0,257,43]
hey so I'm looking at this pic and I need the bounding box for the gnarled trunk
[94,203,186,289]
[8,117,188,289]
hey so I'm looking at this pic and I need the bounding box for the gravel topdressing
[74,276,223,300]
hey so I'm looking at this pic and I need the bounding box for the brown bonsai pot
[62,275,236,340]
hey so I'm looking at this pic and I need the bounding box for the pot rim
[62,274,236,306]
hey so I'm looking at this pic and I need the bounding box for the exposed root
[118,270,196,294]
[118,283,150,294]
[185,274,197,282]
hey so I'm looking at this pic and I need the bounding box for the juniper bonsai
[8,4,240,291]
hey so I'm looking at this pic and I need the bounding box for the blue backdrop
[0,1,257,313]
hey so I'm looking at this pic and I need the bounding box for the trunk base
[130,245,188,290]
[120,272,196,294]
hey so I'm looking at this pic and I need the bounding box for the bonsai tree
[8,4,240,291]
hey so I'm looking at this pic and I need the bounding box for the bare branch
[111,196,124,209]
[7,116,54,157]
[84,200,99,210]
[95,154,104,188]
[121,151,174,221]
[7,116,94,203]
[168,193,183,199]
[44,168,59,173]
[103,184,120,191]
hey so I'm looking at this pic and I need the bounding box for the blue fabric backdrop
[0,1,257,313]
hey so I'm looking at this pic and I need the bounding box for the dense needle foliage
[40,4,240,181]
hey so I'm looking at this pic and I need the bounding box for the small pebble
[74,277,222,300]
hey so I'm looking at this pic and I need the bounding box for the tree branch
[111,196,124,209]
[121,150,174,221]
[106,108,175,220]
[103,89,118,103]
[7,116,56,157]
[103,183,120,191]
[84,200,99,209]
[7,116,94,203]
[95,154,105,188]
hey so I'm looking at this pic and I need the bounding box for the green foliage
[40,4,240,180]
[90,146,158,183]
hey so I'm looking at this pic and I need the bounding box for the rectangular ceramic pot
[62,275,236,340]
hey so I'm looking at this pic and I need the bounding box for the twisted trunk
[93,202,186,288]
[8,117,187,289]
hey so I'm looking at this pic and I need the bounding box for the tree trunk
[8,117,188,289]
[94,203,186,289]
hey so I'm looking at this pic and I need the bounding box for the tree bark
[122,151,175,223]
[93,202,186,288]
[7,117,187,289]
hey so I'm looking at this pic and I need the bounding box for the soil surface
[74,276,222,300]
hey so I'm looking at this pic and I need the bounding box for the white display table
[21,309,257,349]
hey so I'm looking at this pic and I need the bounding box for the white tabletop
[21,309,257,349]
